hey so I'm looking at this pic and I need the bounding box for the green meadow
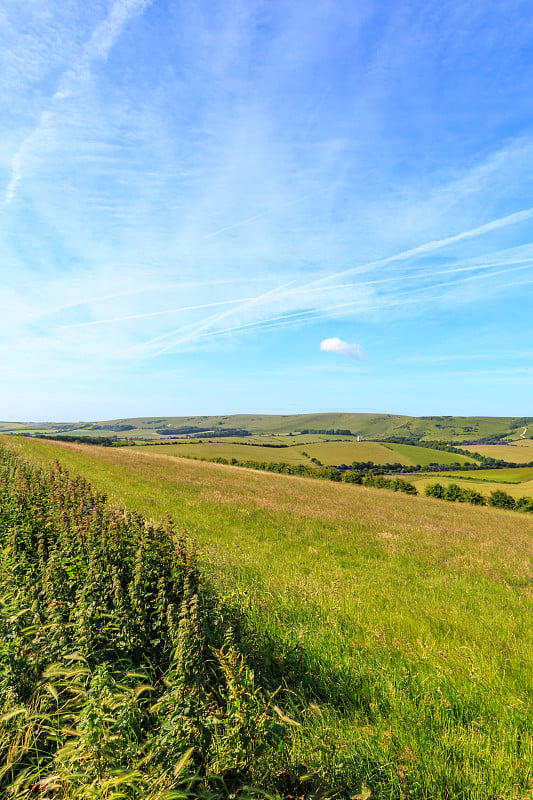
[382,442,479,467]
[4,434,533,799]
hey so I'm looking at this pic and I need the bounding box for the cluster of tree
[332,460,472,475]
[475,432,514,444]
[155,427,250,437]
[198,428,250,438]
[381,436,464,452]
[381,435,465,447]
[424,483,533,512]
[208,457,342,480]
[359,474,417,494]
[299,428,355,436]
[424,483,486,505]
[334,460,414,474]
[510,417,533,428]
[27,433,116,446]
[224,440,288,448]
[155,425,212,435]
[90,423,135,432]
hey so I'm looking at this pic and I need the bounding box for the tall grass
[3,436,533,799]
[0,446,326,799]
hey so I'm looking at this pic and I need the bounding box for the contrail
[128,279,297,358]
[60,297,258,328]
[150,280,297,357]
[201,212,268,240]
[299,205,533,291]
[54,275,276,313]
[61,257,527,330]
[195,207,533,334]
[125,256,533,356]
[182,261,533,345]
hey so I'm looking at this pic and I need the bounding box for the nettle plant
[0,447,293,799]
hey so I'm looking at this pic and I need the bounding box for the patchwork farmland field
[135,438,479,468]
[3,433,533,800]
[135,440,315,464]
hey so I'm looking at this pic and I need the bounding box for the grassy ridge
[5,434,533,799]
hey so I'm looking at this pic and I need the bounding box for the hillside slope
[4,434,533,800]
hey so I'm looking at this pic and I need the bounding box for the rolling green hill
[1,413,531,443]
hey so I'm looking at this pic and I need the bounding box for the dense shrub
[363,475,417,494]
[444,483,463,502]
[488,490,516,509]
[425,483,445,499]
[515,496,533,512]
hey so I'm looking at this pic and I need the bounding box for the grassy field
[463,441,533,463]
[511,438,533,448]
[296,440,413,465]
[383,442,479,467]
[135,440,316,464]
[5,434,533,799]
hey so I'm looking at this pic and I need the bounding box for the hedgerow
[424,481,533,512]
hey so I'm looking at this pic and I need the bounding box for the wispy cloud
[3,0,151,206]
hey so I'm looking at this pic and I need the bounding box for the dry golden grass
[463,440,533,462]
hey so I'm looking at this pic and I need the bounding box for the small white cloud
[320,337,363,359]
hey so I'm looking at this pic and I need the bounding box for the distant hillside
[1,413,531,443]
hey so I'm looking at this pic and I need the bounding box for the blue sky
[1,0,533,421]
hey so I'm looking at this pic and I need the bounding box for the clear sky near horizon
[1,0,533,421]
